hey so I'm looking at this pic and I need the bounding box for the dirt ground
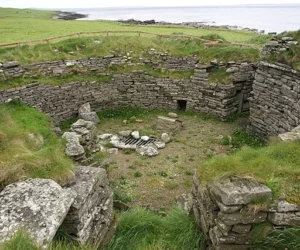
[97,113,245,210]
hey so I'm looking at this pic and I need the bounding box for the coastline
[54,10,265,34]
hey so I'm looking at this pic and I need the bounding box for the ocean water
[62,5,300,33]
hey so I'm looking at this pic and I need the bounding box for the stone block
[0,179,75,248]
[268,212,300,226]
[61,166,114,247]
[218,210,267,226]
[209,177,272,206]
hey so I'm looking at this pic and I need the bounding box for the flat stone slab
[269,212,300,226]
[0,179,76,248]
[209,177,272,206]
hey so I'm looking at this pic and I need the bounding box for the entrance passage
[177,100,187,111]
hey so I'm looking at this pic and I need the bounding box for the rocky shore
[118,19,264,33]
[53,11,88,20]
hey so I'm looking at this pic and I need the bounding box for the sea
[60,5,300,34]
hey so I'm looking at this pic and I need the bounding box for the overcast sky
[0,0,300,8]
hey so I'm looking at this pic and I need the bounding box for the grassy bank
[0,36,261,65]
[198,140,300,204]
[0,100,73,189]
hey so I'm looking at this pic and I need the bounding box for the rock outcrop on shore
[53,11,88,20]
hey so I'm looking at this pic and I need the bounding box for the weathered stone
[268,212,300,226]
[108,148,118,154]
[156,116,183,135]
[141,136,150,141]
[136,143,159,157]
[0,179,75,248]
[232,224,252,234]
[62,132,85,160]
[209,177,272,206]
[131,131,140,139]
[168,112,178,118]
[118,130,132,137]
[154,140,166,149]
[98,134,113,140]
[215,200,242,214]
[80,112,100,124]
[176,193,193,214]
[276,200,300,212]
[61,166,114,247]
[161,133,171,143]
[218,210,267,225]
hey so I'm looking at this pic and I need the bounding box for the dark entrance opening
[177,100,187,111]
[236,90,243,113]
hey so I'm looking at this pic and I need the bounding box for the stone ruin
[192,176,300,249]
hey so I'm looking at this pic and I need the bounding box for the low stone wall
[248,62,300,136]
[0,54,198,80]
[261,36,298,56]
[0,62,255,125]
[192,176,300,250]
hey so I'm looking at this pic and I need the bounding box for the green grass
[0,36,260,65]
[220,128,267,148]
[198,140,300,204]
[0,73,113,89]
[0,7,266,45]
[1,207,204,250]
[254,227,300,250]
[0,100,73,189]
[208,67,232,85]
[0,230,94,250]
[107,207,205,250]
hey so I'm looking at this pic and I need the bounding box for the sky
[1,0,300,9]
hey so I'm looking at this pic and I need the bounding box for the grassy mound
[0,100,73,190]
[198,140,300,204]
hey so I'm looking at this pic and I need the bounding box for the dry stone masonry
[249,62,300,136]
[0,59,256,125]
[261,36,298,56]
[60,166,114,247]
[192,176,300,249]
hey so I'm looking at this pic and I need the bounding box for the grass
[208,67,232,85]
[264,30,300,70]
[0,230,94,250]
[1,207,204,250]
[220,128,267,148]
[0,7,268,45]
[107,207,205,250]
[0,36,261,66]
[198,139,300,204]
[0,100,73,190]
[254,227,300,250]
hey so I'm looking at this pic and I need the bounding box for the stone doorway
[177,100,187,111]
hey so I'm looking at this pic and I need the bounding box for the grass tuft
[0,100,73,189]
[107,207,204,250]
[199,140,300,203]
